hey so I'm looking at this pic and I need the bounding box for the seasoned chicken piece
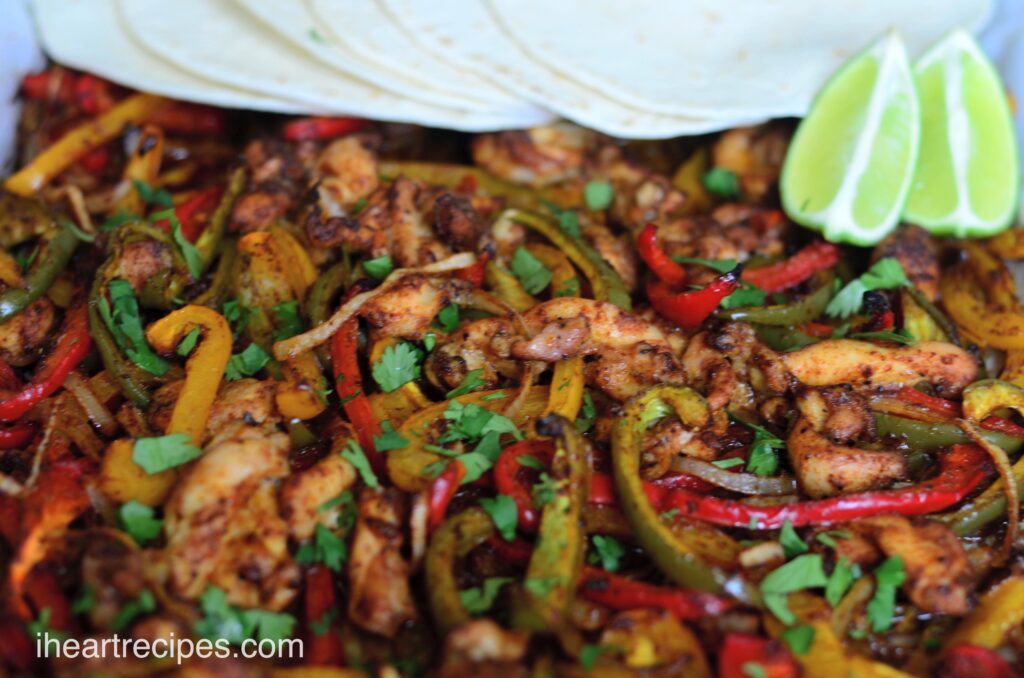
[348,487,416,637]
[352,176,451,266]
[0,297,55,366]
[230,138,309,233]
[80,539,147,631]
[440,620,529,670]
[472,123,592,187]
[584,342,685,402]
[711,123,791,202]
[432,193,486,252]
[149,379,275,443]
[163,425,298,611]
[658,205,788,271]
[314,135,379,213]
[788,389,906,498]
[682,331,738,411]
[841,516,972,616]
[425,316,521,391]
[782,340,976,396]
[279,454,356,541]
[114,239,173,294]
[872,225,940,301]
[360,273,478,341]
[591,144,687,228]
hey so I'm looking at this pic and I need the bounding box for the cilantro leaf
[532,472,559,508]
[133,433,202,474]
[224,343,270,381]
[721,281,767,309]
[100,279,170,376]
[363,255,393,280]
[295,523,346,572]
[541,200,581,238]
[825,557,857,607]
[712,457,744,469]
[511,246,553,295]
[847,328,915,345]
[112,590,156,632]
[580,644,613,671]
[372,420,409,451]
[132,179,173,207]
[518,454,546,470]
[436,303,460,333]
[371,341,422,392]
[241,609,296,642]
[99,209,139,232]
[156,208,203,278]
[760,554,828,624]
[738,419,785,477]
[271,300,304,341]
[584,180,614,211]
[222,299,251,338]
[447,369,487,398]
[588,535,626,572]
[866,556,905,632]
[702,167,740,197]
[575,391,597,432]
[781,624,815,656]
[459,577,513,614]
[672,255,738,273]
[826,258,909,318]
[779,521,808,560]
[816,530,852,549]
[119,501,163,545]
[480,494,518,541]
[743,663,767,678]
[555,276,581,298]
[340,439,379,489]
[177,327,200,357]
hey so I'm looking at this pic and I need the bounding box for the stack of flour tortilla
[31,0,991,138]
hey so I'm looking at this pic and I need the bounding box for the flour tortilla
[117,0,552,131]
[488,0,993,118]
[32,0,309,113]
[232,0,553,127]
[380,0,757,138]
[308,0,530,113]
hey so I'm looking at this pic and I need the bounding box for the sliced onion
[64,371,117,436]
[670,456,797,496]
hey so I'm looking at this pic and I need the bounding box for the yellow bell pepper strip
[377,161,581,211]
[0,191,58,249]
[4,94,170,196]
[519,414,590,632]
[611,384,734,593]
[1001,350,1024,388]
[671,147,714,216]
[100,438,176,506]
[962,241,1020,310]
[275,352,328,421]
[424,507,495,635]
[947,575,1024,649]
[940,266,1024,349]
[145,305,231,444]
[368,337,432,425]
[388,387,548,492]
[0,250,24,289]
[900,288,949,343]
[270,226,318,300]
[508,209,632,311]
[484,261,536,313]
[545,357,585,420]
[963,379,1024,422]
[111,125,164,217]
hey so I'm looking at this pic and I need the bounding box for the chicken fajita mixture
[2,67,1024,678]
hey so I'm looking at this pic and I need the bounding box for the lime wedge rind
[903,30,1020,238]
[781,33,920,247]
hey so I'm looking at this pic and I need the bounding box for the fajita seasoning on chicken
[0,49,1023,677]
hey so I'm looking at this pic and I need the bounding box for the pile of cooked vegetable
[2,66,1024,678]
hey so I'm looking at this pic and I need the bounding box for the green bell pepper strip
[717,271,835,326]
[753,325,820,352]
[425,507,496,635]
[193,240,237,309]
[196,166,245,274]
[611,385,731,593]
[519,414,590,631]
[306,261,347,327]
[0,221,79,323]
[508,209,632,311]
[874,412,1022,453]
[0,191,55,249]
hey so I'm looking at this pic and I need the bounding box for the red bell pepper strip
[718,633,798,678]
[896,387,1024,438]
[20,71,74,104]
[647,269,740,331]
[0,619,33,672]
[637,223,688,287]
[652,444,989,529]
[494,439,555,530]
[0,357,21,391]
[330,317,384,475]
[303,565,344,666]
[0,423,35,450]
[799,322,835,338]
[155,186,224,242]
[282,116,367,142]
[980,416,1024,438]
[73,74,114,116]
[578,568,733,620]
[428,461,467,531]
[78,146,110,173]
[23,568,72,631]
[942,645,1015,678]
[146,103,225,136]
[0,302,91,422]
[454,249,492,287]
[741,241,839,294]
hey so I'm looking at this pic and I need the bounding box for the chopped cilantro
[712,457,744,469]
[373,420,409,451]
[826,258,908,318]
[518,454,546,470]
[133,433,202,474]
[702,167,740,197]
[340,439,379,489]
[132,179,173,207]
[760,554,828,624]
[295,523,346,572]
[580,644,613,671]
[588,535,626,572]
[742,663,767,678]
[847,328,915,345]
[721,281,767,309]
[480,494,518,541]
[737,419,785,477]
[98,279,170,376]
[583,180,614,211]
[555,275,581,298]
[222,298,251,338]
[511,246,553,295]
[154,208,202,278]
[866,556,906,632]
[575,390,597,432]
[119,501,163,545]
[195,586,295,644]
[825,557,857,607]
[447,369,487,398]
[71,586,95,615]
[532,472,559,508]
[176,327,200,357]
[779,521,808,559]
[271,300,304,341]
[660,508,680,521]
[436,303,460,333]
[371,341,422,392]
[363,255,393,280]
[112,590,156,632]
[99,209,139,232]
[224,343,270,381]
[781,624,815,656]
[459,577,513,614]
[816,530,852,549]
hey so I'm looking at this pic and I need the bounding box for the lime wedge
[781,33,920,246]
[903,30,1020,238]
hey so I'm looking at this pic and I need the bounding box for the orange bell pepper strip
[111,124,164,217]
[4,93,169,196]
[145,305,231,444]
[276,352,328,421]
